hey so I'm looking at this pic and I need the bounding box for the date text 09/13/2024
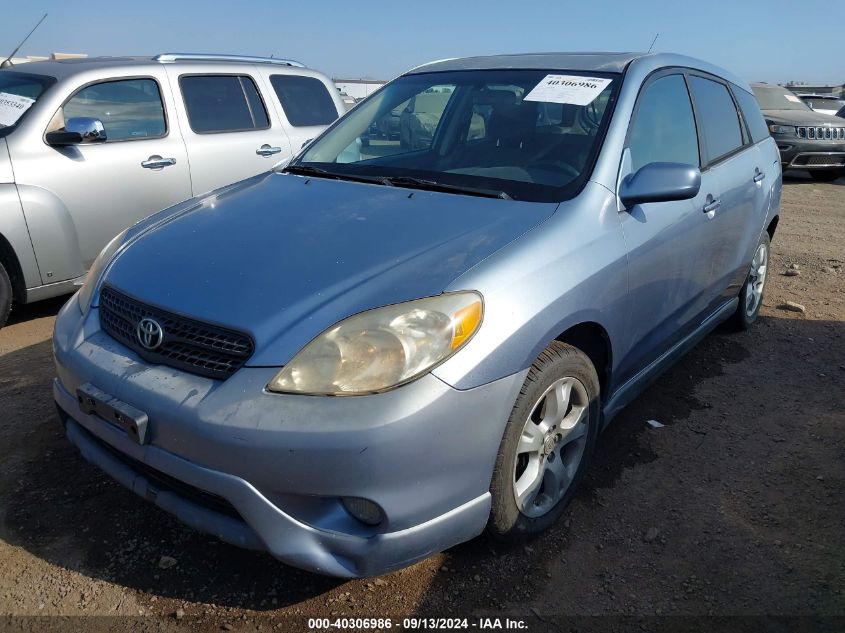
[307,617,529,630]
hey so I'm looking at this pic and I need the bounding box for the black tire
[0,262,12,329]
[809,170,841,182]
[487,341,600,540]
[731,232,771,330]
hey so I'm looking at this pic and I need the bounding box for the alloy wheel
[512,376,590,518]
[745,242,768,317]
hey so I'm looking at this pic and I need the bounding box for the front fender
[434,182,629,393]
[0,184,42,290]
[15,184,85,285]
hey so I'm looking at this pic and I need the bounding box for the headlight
[267,292,483,395]
[77,229,128,314]
[768,123,795,135]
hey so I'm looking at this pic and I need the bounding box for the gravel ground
[0,173,843,633]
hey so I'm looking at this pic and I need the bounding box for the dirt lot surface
[1,174,843,633]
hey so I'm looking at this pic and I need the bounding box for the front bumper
[773,136,845,170]
[53,294,526,577]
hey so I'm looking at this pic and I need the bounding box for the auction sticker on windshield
[0,92,35,127]
[524,75,612,106]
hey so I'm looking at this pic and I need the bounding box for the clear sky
[2,0,842,85]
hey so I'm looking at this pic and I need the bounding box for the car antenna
[647,33,659,54]
[1,13,48,69]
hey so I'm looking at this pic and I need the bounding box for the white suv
[0,53,344,326]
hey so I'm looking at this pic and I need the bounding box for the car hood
[103,171,558,366]
[762,109,844,125]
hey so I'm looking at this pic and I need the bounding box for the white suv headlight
[267,292,483,395]
[77,229,128,314]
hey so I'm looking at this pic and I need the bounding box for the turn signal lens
[451,301,482,350]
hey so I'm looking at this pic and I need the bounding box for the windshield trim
[291,67,624,203]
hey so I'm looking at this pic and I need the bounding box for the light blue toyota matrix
[53,53,781,577]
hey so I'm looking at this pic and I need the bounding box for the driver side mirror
[619,162,701,207]
[46,117,107,146]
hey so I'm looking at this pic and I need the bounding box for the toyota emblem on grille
[136,318,164,350]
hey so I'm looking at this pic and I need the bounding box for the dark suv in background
[752,83,845,181]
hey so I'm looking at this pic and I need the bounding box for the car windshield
[0,71,54,133]
[752,85,810,111]
[802,97,845,111]
[293,69,619,202]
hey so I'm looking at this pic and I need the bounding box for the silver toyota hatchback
[53,52,781,577]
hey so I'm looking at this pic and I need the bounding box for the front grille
[99,286,254,380]
[797,126,845,140]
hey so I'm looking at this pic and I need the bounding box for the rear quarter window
[733,87,770,144]
[269,75,338,127]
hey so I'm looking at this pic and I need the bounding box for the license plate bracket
[76,383,149,445]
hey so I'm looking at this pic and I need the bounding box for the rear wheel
[731,232,770,330]
[809,170,841,182]
[0,262,12,329]
[488,342,600,539]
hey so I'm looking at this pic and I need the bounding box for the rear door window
[627,74,700,171]
[733,87,770,143]
[179,75,269,133]
[688,76,744,163]
[61,78,166,141]
[269,75,338,127]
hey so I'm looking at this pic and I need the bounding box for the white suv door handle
[256,144,283,156]
[141,155,177,169]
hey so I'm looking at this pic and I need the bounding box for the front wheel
[488,341,600,539]
[731,232,770,330]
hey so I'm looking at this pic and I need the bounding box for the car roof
[0,54,307,81]
[406,52,750,92]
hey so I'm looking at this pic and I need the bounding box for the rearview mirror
[46,117,107,146]
[619,162,701,207]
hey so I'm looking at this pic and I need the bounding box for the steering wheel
[578,100,602,132]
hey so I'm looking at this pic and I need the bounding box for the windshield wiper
[283,165,513,199]
[282,163,390,186]
[381,175,513,200]
[282,164,334,177]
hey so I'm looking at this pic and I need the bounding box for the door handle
[753,169,766,183]
[256,144,283,157]
[703,198,721,214]
[141,155,177,169]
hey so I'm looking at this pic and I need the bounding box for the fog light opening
[341,497,383,526]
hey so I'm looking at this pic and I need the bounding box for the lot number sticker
[784,94,802,103]
[524,75,612,106]
[0,92,35,127]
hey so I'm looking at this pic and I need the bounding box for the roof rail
[154,53,305,67]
